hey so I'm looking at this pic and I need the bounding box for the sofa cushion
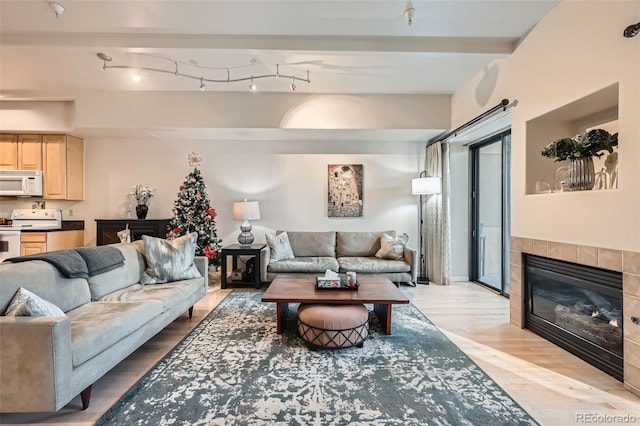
[268,257,339,273]
[141,232,201,284]
[3,287,65,317]
[266,232,295,262]
[0,261,91,314]
[88,243,146,300]
[67,300,163,367]
[338,256,410,274]
[98,278,203,312]
[375,233,409,260]
[336,231,395,257]
[280,231,336,257]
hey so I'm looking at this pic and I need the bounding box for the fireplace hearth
[524,254,623,381]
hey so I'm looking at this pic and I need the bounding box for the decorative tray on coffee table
[315,277,359,290]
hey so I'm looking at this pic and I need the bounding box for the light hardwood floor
[1,281,638,425]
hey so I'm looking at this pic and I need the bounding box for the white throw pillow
[140,232,202,284]
[375,233,409,260]
[266,232,295,262]
[4,287,65,317]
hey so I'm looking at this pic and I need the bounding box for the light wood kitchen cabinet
[17,134,42,170]
[42,134,84,200]
[0,134,42,170]
[20,230,84,255]
[0,134,18,169]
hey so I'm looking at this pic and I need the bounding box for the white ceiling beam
[0,33,516,55]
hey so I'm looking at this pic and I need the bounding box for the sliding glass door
[470,131,511,295]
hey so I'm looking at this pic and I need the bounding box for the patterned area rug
[96,292,538,425]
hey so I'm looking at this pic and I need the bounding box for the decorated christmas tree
[166,153,223,270]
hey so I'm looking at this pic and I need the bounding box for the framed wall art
[328,164,363,218]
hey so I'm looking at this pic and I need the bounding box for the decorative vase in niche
[136,204,149,220]
[568,157,595,191]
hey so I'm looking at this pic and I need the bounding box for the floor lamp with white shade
[412,173,442,284]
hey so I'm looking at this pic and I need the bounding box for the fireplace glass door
[525,255,623,380]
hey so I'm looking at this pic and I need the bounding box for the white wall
[0,138,425,250]
[451,0,640,252]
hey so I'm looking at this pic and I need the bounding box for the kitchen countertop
[20,220,85,232]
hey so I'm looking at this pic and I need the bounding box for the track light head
[199,78,206,91]
[249,77,257,91]
[290,78,296,92]
[623,22,640,38]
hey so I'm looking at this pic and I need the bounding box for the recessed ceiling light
[132,74,141,83]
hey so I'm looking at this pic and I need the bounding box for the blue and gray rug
[97,291,538,425]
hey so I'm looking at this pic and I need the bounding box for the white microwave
[0,170,43,197]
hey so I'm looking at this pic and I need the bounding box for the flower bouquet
[129,184,156,219]
[130,184,156,205]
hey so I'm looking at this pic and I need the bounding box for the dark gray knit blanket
[6,246,125,279]
[74,246,125,276]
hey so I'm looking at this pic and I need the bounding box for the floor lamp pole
[417,193,429,285]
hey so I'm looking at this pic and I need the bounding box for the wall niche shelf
[525,83,619,195]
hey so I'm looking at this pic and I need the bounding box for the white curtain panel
[424,142,451,285]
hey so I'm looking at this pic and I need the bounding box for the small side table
[220,243,266,289]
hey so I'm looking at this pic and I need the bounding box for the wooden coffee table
[261,274,410,335]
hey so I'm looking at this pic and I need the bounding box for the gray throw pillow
[140,232,202,284]
[266,232,295,262]
[375,233,409,260]
[4,287,66,317]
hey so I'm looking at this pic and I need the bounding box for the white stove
[0,209,62,261]
[4,208,63,230]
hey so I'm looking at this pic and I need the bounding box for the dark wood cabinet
[95,219,171,246]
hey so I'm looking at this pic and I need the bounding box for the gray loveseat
[260,231,417,285]
[0,240,207,413]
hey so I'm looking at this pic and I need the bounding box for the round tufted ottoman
[297,304,369,348]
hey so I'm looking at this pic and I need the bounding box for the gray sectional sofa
[260,230,417,284]
[0,240,208,413]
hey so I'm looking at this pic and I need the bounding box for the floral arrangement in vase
[541,129,618,191]
[129,184,156,219]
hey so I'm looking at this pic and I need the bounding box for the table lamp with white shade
[232,199,261,245]
[412,173,442,284]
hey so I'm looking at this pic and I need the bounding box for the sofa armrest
[404,246,418,284]
[260,245,271,282]
[0,316,73,412]
[194,256,208,291]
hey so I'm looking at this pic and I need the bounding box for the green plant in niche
[541,129,618,162]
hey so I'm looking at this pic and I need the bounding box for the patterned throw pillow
[375,233,409,261]
[140,232,202,284]
[4,287,65,317]
[266,232,295,262]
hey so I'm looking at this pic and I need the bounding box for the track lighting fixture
[96,53,311,92]
[623,22,640,38]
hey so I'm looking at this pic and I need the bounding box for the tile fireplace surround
[510,237,640,397]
